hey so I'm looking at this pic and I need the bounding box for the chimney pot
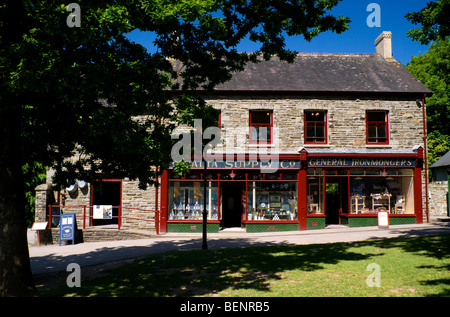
[375,31,392,60]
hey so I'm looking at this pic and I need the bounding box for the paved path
[29,223,450,275]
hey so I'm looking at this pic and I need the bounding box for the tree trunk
[0,106,37,296]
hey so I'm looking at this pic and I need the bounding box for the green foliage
[427,131,450,166]
[22,162,46,227]
[172,160,192,177]
[405,0,450,45]
[1,0,349,190]
[407,39,450,164]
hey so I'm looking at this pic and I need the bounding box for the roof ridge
[295,53,374,57]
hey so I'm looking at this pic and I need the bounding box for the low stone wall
[28,227,156,246]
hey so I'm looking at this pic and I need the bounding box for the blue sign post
[59,213,76,246]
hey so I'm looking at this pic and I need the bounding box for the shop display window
[246,181,297,221]
[168,181,219,220]
[350,169,414,214]
[307,169,324,214]
[307,178,324,214]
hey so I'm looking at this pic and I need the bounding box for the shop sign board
[170,158,415,170]
[59,213,76,245]
[377,211,389,228]
[177,159,300,170]
[308,158,415,168]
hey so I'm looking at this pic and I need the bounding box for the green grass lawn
[42,234,450,297]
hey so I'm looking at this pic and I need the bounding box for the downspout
[422,95,429,223]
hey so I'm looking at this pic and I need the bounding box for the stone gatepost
[35,183,52,222]
[33,183,54,245]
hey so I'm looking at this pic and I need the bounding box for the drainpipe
[447,170,450,217]
[421,95,429,223]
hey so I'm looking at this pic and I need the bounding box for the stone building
[35,31,433,235]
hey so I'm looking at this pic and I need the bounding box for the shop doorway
[221,183,244,228]
[91,180,121,226]
[325,178,348,225]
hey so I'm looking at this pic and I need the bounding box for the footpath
[29,223,450,277]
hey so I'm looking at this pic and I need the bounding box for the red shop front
[159,148,425,233]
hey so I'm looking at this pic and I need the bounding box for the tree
[0,0,349,296]
[406,0,450,165]
[405,0,450,45]
[407,39,450,165]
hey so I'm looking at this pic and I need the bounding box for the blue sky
[127,0,431,65]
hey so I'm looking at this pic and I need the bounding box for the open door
[325,177,348,225]
[91,180,121,226]
[221,183,244,228]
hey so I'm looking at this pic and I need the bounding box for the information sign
[31,222,48,231]
[31,222,48,246]
[59,213,76,245]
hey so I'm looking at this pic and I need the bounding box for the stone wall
[205,95,424,152]
[428,181,449,221]
[35,178,160,232]
[121,179,159,230]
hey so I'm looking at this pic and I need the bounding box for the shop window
[366,111,389,144]
[168,181,219,220]
[305,111,327,144]
[246,182,297,221]
[307,176,324,214]
[250,110,272,144]
[350,169,414,214]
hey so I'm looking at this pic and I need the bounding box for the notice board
[93,205,113,219]
[59,213,76,245]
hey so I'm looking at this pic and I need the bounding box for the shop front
[159,148,424,233]
[160,156,301,233]
[306,153,422,229]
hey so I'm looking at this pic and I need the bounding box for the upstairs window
[305,111,327,144]
[366,111,389,144]
[249,110,272,144]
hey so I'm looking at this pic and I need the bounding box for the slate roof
[182,54,432,96]
[430,150,450,168]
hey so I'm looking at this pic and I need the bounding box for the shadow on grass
[41,242,371,297]
[36,234,450,297]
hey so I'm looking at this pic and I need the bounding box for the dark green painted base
[340,216,416,227]
[389,217,417,225]
[245,223,298,233]
[167,216,417,233]
[167,222,220,233]
[307,217,326,230]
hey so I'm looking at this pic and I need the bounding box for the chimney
[375,31,393,60]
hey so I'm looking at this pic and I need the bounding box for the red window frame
[366,111,389,145]
[214,111,222,144]
[304,111,327,144]
[249,110,273,144]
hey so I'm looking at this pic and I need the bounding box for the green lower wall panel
[389,217,416,225]
[245,223,299,233]
[167,223,220,233]
[307,217,326,230]
[340,216,416,227]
